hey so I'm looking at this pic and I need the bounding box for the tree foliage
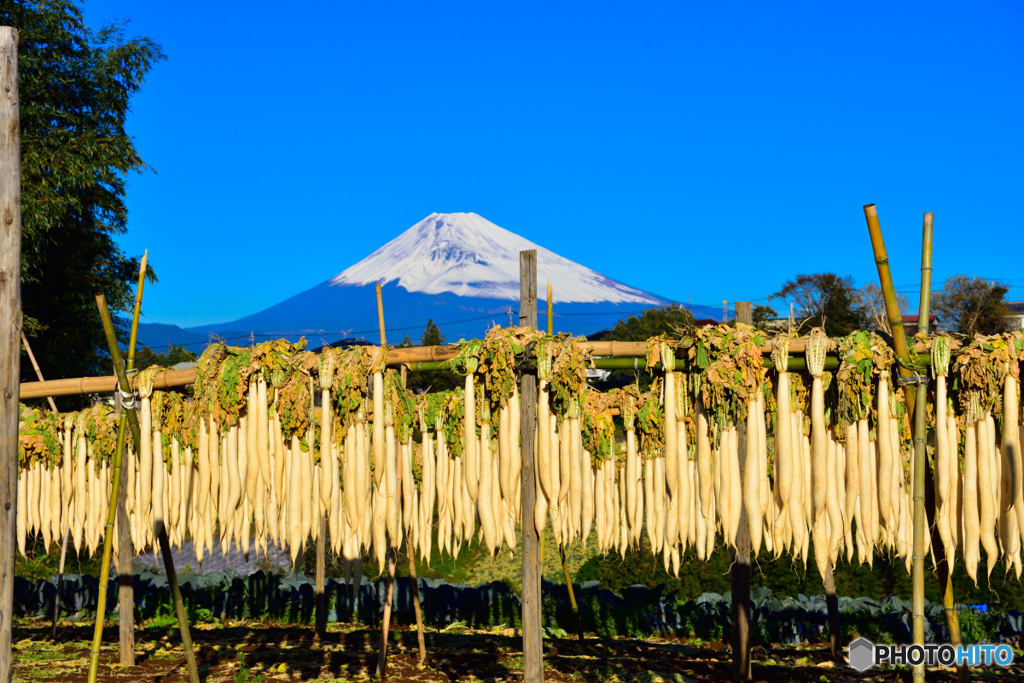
[932,276,1011,338]
[770,273,866,337]
[595,305,695,342]
[133,344,196,369]
[405,319,459,393]
[3,0,164,387]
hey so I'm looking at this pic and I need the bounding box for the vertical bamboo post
[117,250,147,666]
[95,296,199,683]
[731,303,752,682]
[0,26,20,683]
[87,402,130,683]
[374,284,399,679]
[520,250,543,683]
[864,204,917,418]
[910,214,933,682]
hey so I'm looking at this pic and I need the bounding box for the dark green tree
[770,273,866,337]
[932,276,1011,338]
[420,318,444,346]
[751,303,778,328]
[3,0,164,388]
[594,305,695,342]
[405,318,458,393]
[133,344,197,369]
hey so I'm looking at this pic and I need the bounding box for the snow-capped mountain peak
[331,212,663,305]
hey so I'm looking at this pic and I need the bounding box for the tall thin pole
[118,250,147,666]
[0,26,21,683]
[910,214,933,683]
[731,303,752,681]
[520,250,543,683]
[864,204,917,418]
[374,284,399,680]
[95,296,199,683]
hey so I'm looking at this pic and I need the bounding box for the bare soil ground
[11,620,1024,683]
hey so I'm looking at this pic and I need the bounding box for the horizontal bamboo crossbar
[18,339,943,400]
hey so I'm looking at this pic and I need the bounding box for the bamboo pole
[910,214,933,682]
[0,26,20,683]
[88,274,146,679]
[864,204,917,418]
[94,295,199,683]
[18,342,949,401]
[732,303,752,682]
[87,390,131,683]
[521,251,543,683]
[374,283,399,680]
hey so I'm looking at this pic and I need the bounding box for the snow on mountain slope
[331,212,662,305]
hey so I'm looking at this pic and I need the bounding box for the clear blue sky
[85,0,1023,328]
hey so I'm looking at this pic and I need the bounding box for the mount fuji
[137,213,725,351]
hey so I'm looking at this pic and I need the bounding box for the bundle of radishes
[15,327,1024,588]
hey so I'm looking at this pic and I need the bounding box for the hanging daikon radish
[661,342,680,554]
[569,401,583,542]
[223,421,240,539]
[16,469,25,556]
[622,390,640,545]
[826,435,843,564]
[477,390,498,554]
[245,378,260,507]
[582,445,595,546]
[257,375,272,498]
[877,369,895,536]
[538,342,554,533]
[644,451,656,554]
[677,377,691,554]
[743,397,763,555]
[947,409,962,555]
[318,351,336,515]
[549,414,563,547]
[696,400,712,553]
[61,416,73,538]
[978,411,999,579]
[138,370,155,533]
[288,434,303,563]
[1003,363,1021,513]
[510,382,522,518]
[931,335,955,568]
[453,342,482,504]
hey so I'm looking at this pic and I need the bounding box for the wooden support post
[732,424,752,681]
[910,213,934,683]
[732,303,752,681]
[116,448,134,665]
[520,250,543,683]
[315,516,327,641]
[408,533,427,666]
[735,302,752,328]
[822,560,842,659]
[374,284,399,680]
[115,250,146,666]
[0,27,20,683]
